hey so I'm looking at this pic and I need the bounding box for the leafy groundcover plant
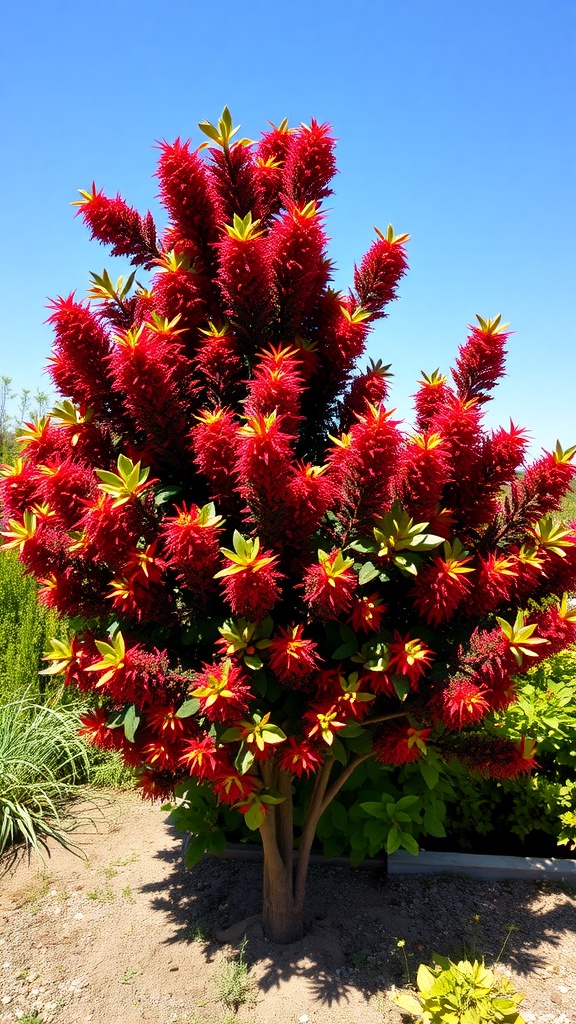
[2,108,576,942]
[392,956,526,1024]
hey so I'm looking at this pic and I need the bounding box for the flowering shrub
[2,107,576,942]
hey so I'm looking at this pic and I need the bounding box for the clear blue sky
[0,0,574,456]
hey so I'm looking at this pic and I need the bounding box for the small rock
[299,1016,309,1023]
[558,985,568,993]
[1,996,12,1005]
[74,913,84,920]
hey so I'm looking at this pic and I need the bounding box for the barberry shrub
[2,108,576,943]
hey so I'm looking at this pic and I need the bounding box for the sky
[0,0,574,456]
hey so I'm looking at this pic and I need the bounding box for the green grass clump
[0,690,90,855]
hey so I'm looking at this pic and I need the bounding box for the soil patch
[0,790,574,1024]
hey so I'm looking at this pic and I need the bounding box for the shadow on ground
[140,829,576,1008]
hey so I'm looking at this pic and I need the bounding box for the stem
[320,753,371,816]
[275,769,294,874]
[363,711,410,726]
[293,758,333,915]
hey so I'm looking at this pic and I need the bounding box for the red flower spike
[374,722,432,766]
[398,432,452,522]
[160,502,224,597]
[302,549,357,620]
[235,412,296,539]
[348,593,387,634]
[190,407,240,511]
[215,532,283,621]
[452,314,510,406]
[268,202,331,335]
[244,345,305,433]
[46,296,123,419]
[268,625,320,687]
[73,184,159,269]
[303,701,348,745]
[411,541,475,626]
[353,225,409,317]
[156,139,222,269]
[387,633,434,687]
[144,706,187,741]
[328,402,403,531]
[282,119,337,207]
[135,770,177,803]
[521,442,576,519]
[108,320,194,465]
[153,249,215,333]
[413,369,454,433]
[179,737,229,781]
[213,771,259,806]
[190,659,252,723]
[216,212,274,346]
[277,737,323,778]
[341,359,393,426]
[193,321,244,404]
[78,707,120,751]
[440,678,491,729]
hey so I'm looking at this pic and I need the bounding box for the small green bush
[0,550,68,702]
[392,956,526,1023]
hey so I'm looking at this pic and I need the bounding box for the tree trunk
[258,761,335,943]
[262,846,304,943]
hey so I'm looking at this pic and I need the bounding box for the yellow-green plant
[392,956,526,1024]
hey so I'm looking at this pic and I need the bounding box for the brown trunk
[262,848,304,943]
[257,755,368,943]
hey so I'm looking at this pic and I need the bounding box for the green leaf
[339,722,364,737]
[420,761,439,790]
[332,642,357,660]
[395,794,420,811]
[358,561,380,586]
[350,845,368,867]
[346,731,373,755]
[399,831,419,855]
[423,810,446,838]
[329,800,347,830]
[123,704,140,743]
[175,698,200,719]
[349,537,377,554]
[392,992,423,1014]
[260,792,286,805]
[154,485,181,507]
[386,826,402,854]
[208,829,226,856]
[392,674,411,701]
[330,736,348,765]
[234,744,255,774]
[339,622,357,644]
[360,801,388,820]
[220,726,242,743]
[244,653,263,671]
[244,803,265,831]
[184,834,207,868]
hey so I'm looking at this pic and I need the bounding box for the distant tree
[2,109,575,943]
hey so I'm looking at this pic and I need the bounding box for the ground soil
[0,790,574,1024]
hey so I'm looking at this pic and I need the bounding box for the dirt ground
[0,791,574,1024]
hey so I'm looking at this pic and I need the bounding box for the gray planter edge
[181,836,576,881]
[387,849,576,881]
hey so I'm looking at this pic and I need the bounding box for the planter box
[183,835,576,881]
[388,849,576,882]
